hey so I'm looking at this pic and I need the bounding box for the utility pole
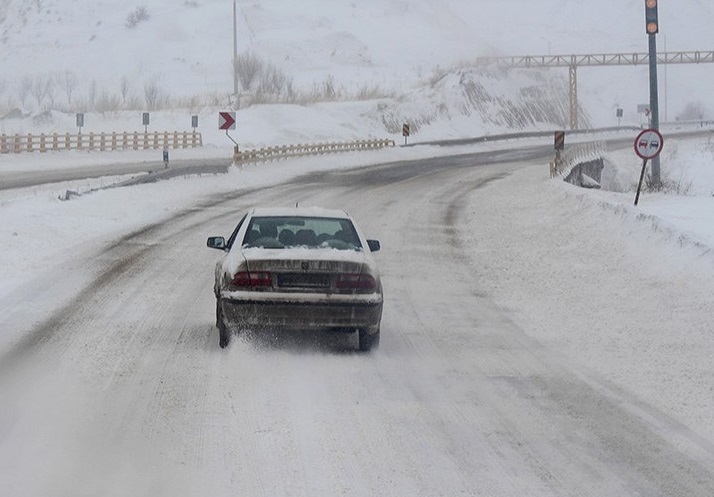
[646,0,661,187]
[233,0,239,102]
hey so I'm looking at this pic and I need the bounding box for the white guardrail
[233,139,396,165]
[0,131,203,153]
[551,141,606,179]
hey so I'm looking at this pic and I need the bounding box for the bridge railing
[234,139,395,165]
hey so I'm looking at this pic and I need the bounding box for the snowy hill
[1,0,713,139]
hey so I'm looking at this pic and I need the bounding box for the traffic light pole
[648,33,661,187]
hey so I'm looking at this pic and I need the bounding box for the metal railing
[0,131,203,154]
[552,141,606,179]
[234,139,395,164]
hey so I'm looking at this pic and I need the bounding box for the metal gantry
[477,51,714,130]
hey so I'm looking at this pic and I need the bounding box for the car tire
[217,300,230,349]
[358,327,380,352]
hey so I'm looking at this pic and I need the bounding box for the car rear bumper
[219,294,383,332]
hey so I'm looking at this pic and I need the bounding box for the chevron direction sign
[219,112,236,130]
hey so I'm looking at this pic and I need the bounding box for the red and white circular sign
[634,129,664,160]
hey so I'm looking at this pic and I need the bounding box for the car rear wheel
[217,300,230,349]
[358,327,380,352]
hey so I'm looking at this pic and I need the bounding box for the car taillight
[231,271,272,288]
[336,273,377,291]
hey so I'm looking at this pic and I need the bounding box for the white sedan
[207,207,383,350]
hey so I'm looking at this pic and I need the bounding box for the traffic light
[645,0,659,34]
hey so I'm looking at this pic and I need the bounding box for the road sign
[192,115,199,129]
[554,131,565,150]
[142,112,150,126]
[402,124,410,137]
[634,128,664,160]
[76,113,84,128]
[219,112,236,130]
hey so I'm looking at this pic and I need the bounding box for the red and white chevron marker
[219,112,236,130]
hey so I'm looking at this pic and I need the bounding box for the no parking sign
[633,128,664,206]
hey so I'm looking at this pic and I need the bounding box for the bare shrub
[30,75,50,107]
[234,52,263,91]
[143,78,171,110]
[96,91,121,113]
[63,71,78,105]
[355,84,393,101]
[126,6,149,29]
[18,76,32,107]
[120,76,131,105]
[321,75,337,100]
[143,79,160,110]
[256,64,292,98]
[89,79,98,110]
[126,94,143,110]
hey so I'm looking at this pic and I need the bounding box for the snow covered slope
[1,0,713,133]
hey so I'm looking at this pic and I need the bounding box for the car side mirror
[367,239,381,252]
[207,236,227,250]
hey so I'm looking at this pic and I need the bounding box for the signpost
[142,112,150,133]
[634,128,664,205]
[219,112,238,154]
[402,123,410,146]
[76,113,84,134]
[219,112,236,131]
[192,115,199,131]
[645,0,661,186]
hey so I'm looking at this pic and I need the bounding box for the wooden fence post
[40,134,46,152]
[0,134,6,154]
[52,133,59,151]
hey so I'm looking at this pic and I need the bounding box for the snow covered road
[2,150,714,496]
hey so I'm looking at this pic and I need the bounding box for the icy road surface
[2,150,714,497]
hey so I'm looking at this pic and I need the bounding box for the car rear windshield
[242,216,363,250]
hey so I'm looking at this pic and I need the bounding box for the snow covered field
[1,134,714,496]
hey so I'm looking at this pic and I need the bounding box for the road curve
[1,149,714,497]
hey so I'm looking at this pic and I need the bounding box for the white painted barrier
[234,139,395,165]
[0,131,203,154]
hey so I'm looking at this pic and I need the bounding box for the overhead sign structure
[634,128,664,205]
[634,128,664,160]
[219,112,236,130]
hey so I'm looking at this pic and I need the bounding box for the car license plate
[278,273,329,288]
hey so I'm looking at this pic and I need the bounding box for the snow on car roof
[249,206,350,219]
